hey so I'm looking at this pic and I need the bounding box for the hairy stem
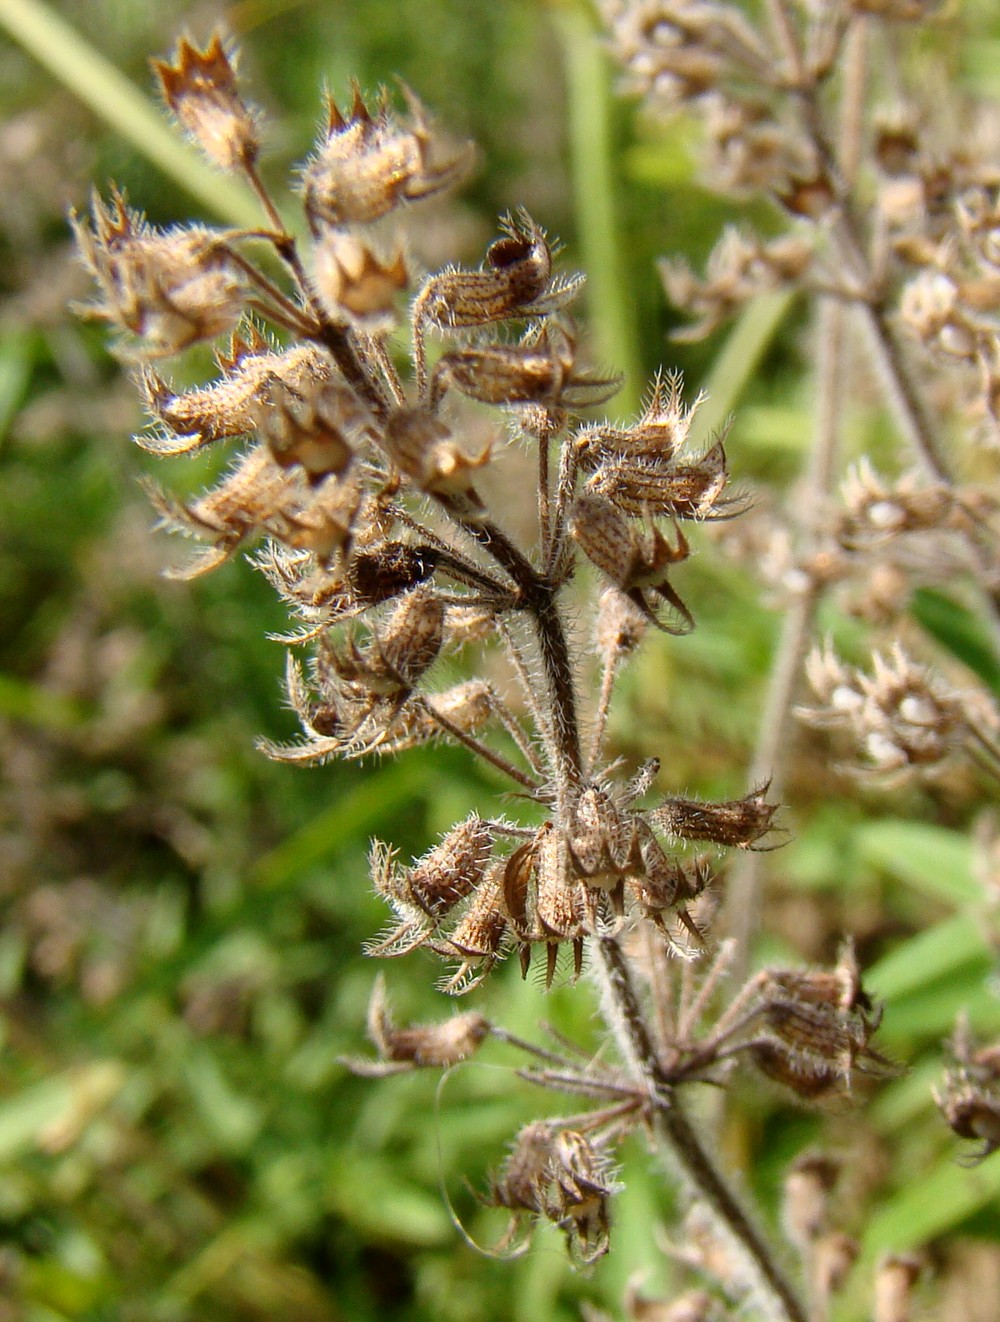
[591,937,809,1322]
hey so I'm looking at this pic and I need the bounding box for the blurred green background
[3,1,1000,1318]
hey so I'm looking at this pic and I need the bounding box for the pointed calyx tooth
[301,80,472,227]
[312,227,408,331]
[152,31,261,172]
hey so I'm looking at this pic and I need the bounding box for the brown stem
[441,504,584,800]
[591,937,809,1322]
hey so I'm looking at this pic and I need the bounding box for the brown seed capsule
[382,406,491,502]
[416,209,583,330]
[72,190,245,358]
[139,338,336,455]
[485,1122,618,1264]
[312,227,408,331]
[651,786,778,849]
[301,81,472,226]
[404,817,494,918]
[588,439,732,521]
[345,974,490,1075]
[445,872,507,960]
[375,589,445,687]
[255,379,368,481]
[153,32,261,172]
[348,542,439,605]
[431,328,620,410]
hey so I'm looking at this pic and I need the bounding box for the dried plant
[69,10,1000,1321]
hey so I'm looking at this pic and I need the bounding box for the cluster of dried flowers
[75,22,971,1322]
[599,0,1000,1313]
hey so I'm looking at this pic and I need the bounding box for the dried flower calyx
[342,973,490,1076]
[800,642,972,782]
[153,33,261,172]
[483,1120,622,1264]
[935,1016,1000,1163]
[71,191,246,358]
[301,81,473,227]
[742,945,896,1100]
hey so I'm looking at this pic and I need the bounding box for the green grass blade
[553,3,641,416]
[854,820,980,906]
[864,1154,1000,1255]
[866,912,988,1002]
[688,290,795,447]
[0,0,259,226]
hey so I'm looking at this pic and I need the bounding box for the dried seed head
[569,492,695,633]
[406,817,494,919]
[652,786,778,849]
[935,1019,1000,1162]
[837,457,954,549]
[873,1253,923,1322]
[375,588,445,687]
[431,326,620,410]
[301,81,472,226]
[437,869,508,994]
[312,227,408,331]
[153,32,261,172]
[255,379,369,481]
[577,371,696,467]
[72,191,245,358]
[139,338,336,455]
[345,973,490,1075]
[899,269,979,360]
[662,228,812,341]
[382,406,491,502]
[800,642,969,781]
[348,541,439,605]
[486,1122,619,1264]
[586,438,733,521]
[416,209,583,329]
[747,954,893,1100]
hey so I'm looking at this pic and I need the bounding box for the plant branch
[590,936,809,1322]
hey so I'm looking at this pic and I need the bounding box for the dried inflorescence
[77,28,903,1293]
[799,641,977,783]
[483,1119,623,1264]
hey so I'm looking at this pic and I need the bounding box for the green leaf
[0,1063,124,1164]
[864,1152,1000,1255]
[854,820,980,905]
[687,291,796,447]
[866,913,989,1003]
[911,587,1000,695]
[249,758,432,889]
